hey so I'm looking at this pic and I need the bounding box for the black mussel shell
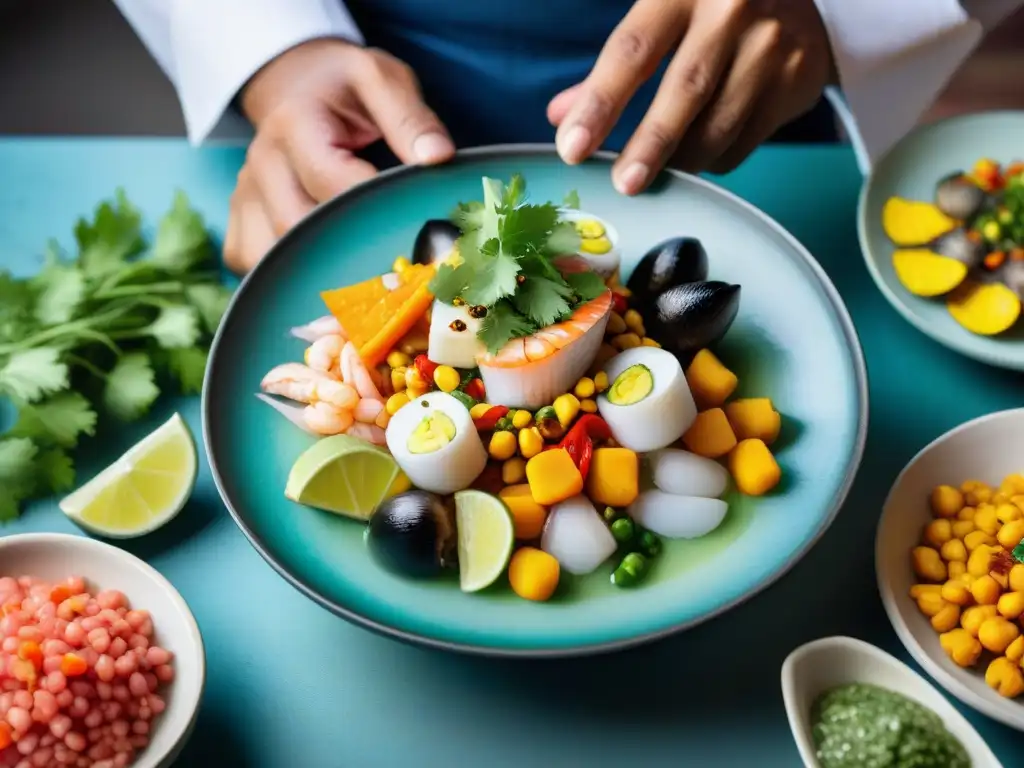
[999,260,1024,301]
[932,229,986,269]
[366,490,456,578]
[935,173,988,221]
[412,220,460,266]
[626,237,709,301]
[642,281,741,358]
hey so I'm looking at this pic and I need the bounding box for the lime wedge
[59,413,197,539]
[454,489,515,593]
[285,434,407,520]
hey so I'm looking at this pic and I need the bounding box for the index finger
[555,0,689,165]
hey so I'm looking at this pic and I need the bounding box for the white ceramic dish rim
[875,407,1024,733]
[0,533,207,768]
[781,635,1003,768]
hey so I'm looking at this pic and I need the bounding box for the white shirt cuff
[814,0,984,174]
[171,1,364,144]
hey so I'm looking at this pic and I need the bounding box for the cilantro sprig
[0,190,232,520]
[429,175,606,354]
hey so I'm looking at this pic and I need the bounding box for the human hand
[225,39,454,273]
[547,0,836,194]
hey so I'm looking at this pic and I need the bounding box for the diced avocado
[407,411,457,454]
[608,364,653,406]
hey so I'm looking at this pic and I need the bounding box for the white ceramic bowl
[0,533,205,767]
[876,408,1024,732]
[782,636,1002,768]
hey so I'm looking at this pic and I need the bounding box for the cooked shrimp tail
[290,315,345,343]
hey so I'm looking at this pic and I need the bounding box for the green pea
[611,552,648,588]
[603,506,620,523]
[610,517,634,543]
[638,530,661,558]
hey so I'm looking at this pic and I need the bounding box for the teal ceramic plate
[204,146,868,656]
[858,111,1024,370]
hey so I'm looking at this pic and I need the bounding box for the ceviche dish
[258,175,787,601]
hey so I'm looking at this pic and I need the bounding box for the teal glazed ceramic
[858,111,1024,370]
[204,146,868,656]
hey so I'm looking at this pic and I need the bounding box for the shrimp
[306,334,344,375]
[290,315,345,343]
[353,398,385,424]
[261,363,359,410]
[346,421,387,446]
[340,342,385,402]
[303,402,355,435]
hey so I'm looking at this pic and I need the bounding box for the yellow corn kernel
[386,351,412,369]
[931,604,961,633]
[1006,635,1024,663]
[974,505,1001,535]
[470,402,493,420]
[965,531,996,554]
[390,366,408,392]
[965,485,992,506]
[553,393,581,428]
[916,592,948,617]
[623,309,645,336]
[931,485,965,518]
[962,605,999,637]
[996,503,1022,523]
[911,546,947,582]
[923,519,953,548]
[997,519,1024,550]
[593,371,609,393]
[992,492,1011,506]
[909,584,942,599]
[1012,494,1024,513]
[501,457,527,486]
[488,431,518,461]
[997,591,1024,620]
[611,332,642,350]
[971,575,1002,605]
[511,410,533,430]
[573,377,596,399]
[961,479,985,492]
[518,427,544,459]
[940,628,983,667]
[979,616,1021,654]
[1004,473,1024,494]
[580,398,598,414]
[1010,564,1024,592]
[985,656,1024,698]
[940,580,972,606]
[951,520,976,539]
[992,570,1009,590]
[385,392,410,416]
[948,561,968,580]
[405,366,425,390]
[640,337,661,347]
[957,506,977,521]
[606,312,627,335]
[407,381,431,398]
[392,256,411,273]
[433,365,460,393]
[940,539,967,563]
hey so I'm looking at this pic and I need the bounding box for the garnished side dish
[258,175,788,601]
[882,158,1024,336]
[910,473,1024,699]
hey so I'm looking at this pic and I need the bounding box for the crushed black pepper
[449,319,467,332]
[468,305,488,319]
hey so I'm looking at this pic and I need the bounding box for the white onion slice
[541,495,617,575]
[628,490,728,539]
[646,449,730,498]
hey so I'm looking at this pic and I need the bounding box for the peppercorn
[468,305,488,318]
[449,319,467,332]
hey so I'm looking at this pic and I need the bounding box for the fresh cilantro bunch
[429,175,607,353]
[0,190,232,521]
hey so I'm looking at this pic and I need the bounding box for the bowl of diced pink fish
[0,533,205,768]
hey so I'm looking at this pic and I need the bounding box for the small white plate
[0,533,206,768]
[781,636,1002,768]
[876,407,1024,732]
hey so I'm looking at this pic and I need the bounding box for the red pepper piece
[473,405,509,431]
[464,378,486,401]
[414,354,439,383]
[610,292,628,315]
[470,462,505,495]
[558,414,613,481]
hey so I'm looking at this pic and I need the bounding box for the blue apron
[346,0,836,159]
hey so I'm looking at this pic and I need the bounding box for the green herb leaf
[32,262,86,326]
[146,305,201,349]
[185,284,232,334]
[8,392,98,448]
[37,448,75,494]
[564,271,609,302]
[563,190,581,209]
[151,191,215,272]
[165,347,209,394]
[0,271,38,344]
[103,352,159,421]
[511,275,573,327]
[75,189,144,276]
[500,203,559,256]
[462,252,521,307]
[545,221,582,256]
[478,300,535,354]
[0,437,39,520]
[428,263,471,304]
[0,347,69,402]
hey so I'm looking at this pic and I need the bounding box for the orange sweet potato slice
[321,276,393,348]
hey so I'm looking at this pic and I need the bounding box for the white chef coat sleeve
[813,0,1024,174]
[111,0,364,145]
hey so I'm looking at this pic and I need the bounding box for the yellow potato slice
[882,197,957,245]
[892,249,968,297]
[947,281,1021,336]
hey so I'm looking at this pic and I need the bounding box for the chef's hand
[547,0,836,194]
[226,39,454,273]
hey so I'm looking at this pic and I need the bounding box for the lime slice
[59,413,197,539]
[285,434,407,520]
[454,489,515,593]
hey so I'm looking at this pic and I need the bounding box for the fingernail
[557,125,591,165]
[614,162,649,195]
[413,133,453,164]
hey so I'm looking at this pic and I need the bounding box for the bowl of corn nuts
[877,408,1024,732]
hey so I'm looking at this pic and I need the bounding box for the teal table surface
[2,138,1022,767]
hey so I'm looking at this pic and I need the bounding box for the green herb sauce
[811,683,971,768]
